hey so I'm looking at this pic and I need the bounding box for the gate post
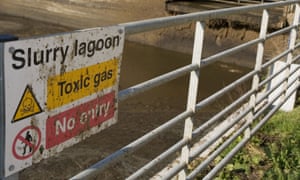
[247,9,269,138]
[0,34,18,180]
[178,21,204,179]
[281,3,300,110]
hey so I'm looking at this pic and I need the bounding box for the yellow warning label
[47,58,118,110]
[13,86,42,122]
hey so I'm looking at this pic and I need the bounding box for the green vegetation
[214,105,300,179]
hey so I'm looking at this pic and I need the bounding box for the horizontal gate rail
[188,72,300,180]
[127,138,189,180]
[203,82,299,180]
[119,64,198,101]
[190,106,253,160]
[257,61,300,105]
[120,20,299,103]
[71,1,300,179]
[71,109,193,178]
[187,120,251,180]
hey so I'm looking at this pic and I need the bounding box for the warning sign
[47,58,118,110]
[46,91,115,149]
[12,126,41,160]
[2,26,124,177]
[13,86,42,122]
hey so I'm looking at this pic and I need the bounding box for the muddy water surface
[121,41,250,110]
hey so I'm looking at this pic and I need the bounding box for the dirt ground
[0,1,290,179]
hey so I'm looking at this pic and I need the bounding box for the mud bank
[0,0,289,68]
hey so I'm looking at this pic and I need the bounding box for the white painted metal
[247,9,269,139]
[179,21,204,180]
[203,79,300,180]
[71,1,300,179]
[279,3,300,110]
[71,110,193,179]
[269,61,300,111]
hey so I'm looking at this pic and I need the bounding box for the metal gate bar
[71,1,300,179]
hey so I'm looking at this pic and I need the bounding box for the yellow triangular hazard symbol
[13,86,42,123]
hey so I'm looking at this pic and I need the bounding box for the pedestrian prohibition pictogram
[12,85,42,123]
[12,126,41,160]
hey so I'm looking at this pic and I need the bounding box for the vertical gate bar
[281,3,300,104]
[247,9,269,138]
[178,21,204,179]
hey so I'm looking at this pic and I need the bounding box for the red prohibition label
[46,91,115,149]
[12,126,41,160]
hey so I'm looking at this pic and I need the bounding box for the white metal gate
[72,1,300,179]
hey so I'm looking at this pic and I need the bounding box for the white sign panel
[3,26,124,176]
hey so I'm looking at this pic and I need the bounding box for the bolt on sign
[0,26,124,177]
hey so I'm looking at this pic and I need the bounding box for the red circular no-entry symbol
[12,126,41,160]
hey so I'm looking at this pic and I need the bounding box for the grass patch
[214,106,300,179]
